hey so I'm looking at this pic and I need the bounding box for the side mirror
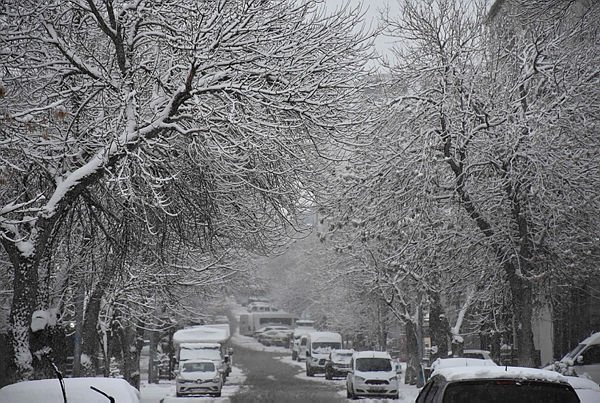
[174,369,179,375]
[228,348,234,355]
[576,355,584,365]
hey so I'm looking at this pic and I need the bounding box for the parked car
[431,357,498,373]
[305,331,343,376]
[175,359,223,398]
[0,377,140,403]
[290,320,316,361]
[461,349,494,361]
[550,331,600,385]
[252,325,290,338]
[416,366,580,403]
[346,350,401,400]
[566,375,600,403]
[258,329,293,346]
[325,349,355,380]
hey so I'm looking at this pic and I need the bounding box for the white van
[557,332,600,385]
[291,320,316,361]
[305,331,343,376]
[346,351,400,400]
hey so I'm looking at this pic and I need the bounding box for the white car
[416,366,580,402]
[346,351,400,399]
[176,359,223,397]
[0,377,140,403]
[566,375,600,403]
[430,357,498,374]
[461,349,494,361]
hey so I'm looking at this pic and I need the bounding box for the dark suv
[416,366,580,403]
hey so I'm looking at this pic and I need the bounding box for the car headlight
[354,376,366,383]
[389,376,398,382]
[212,376,221,383]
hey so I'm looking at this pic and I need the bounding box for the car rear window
[443,380,579,403]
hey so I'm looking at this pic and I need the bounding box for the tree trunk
[8,258,38,381]
[404,320,420,385]
[81,284,105,375]
[506,262,536,367]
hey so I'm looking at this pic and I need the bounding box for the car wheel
[214,392,222,397]
[306,366,313,377]
[176,392,182,397]
[347,386,355,399]
[394,393,400,399]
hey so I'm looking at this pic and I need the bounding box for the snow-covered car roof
[331,349,355,355]
[579,332,600,345]
[353,351,392,359]
[0,377,140,403]
[180,342,221,349]
[432,366,570,384]
[431,357,498,373]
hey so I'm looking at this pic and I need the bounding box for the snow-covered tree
[0,0,377,380]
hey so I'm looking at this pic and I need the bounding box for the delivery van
[305,331,343,376]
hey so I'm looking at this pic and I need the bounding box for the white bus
[239,311,298,336]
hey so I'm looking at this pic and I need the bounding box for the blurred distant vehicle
[291,320,316,361]
[461,349,493,361]
[416,366,579,403]
[253,325,291,338]
[258,329,293,347]
[238,311,298,336]
[247,301,278,312]
[324,349,355,380]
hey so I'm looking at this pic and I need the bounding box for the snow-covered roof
[307,331,342,342]
[173,325,230,345]
[580,332,600,346]
[433,366,569,384]
[353,351,392,359]
[431,357,498,373]
[179,342,221,349]
[0,377,140,403]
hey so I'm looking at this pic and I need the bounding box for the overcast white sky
[322,0,401,60]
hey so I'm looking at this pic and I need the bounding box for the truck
[173,324,233,378]
[238,311,298,336]
[304,331,343,377]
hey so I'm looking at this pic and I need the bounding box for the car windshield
[181,349,221,361]
[313,342,341,353]
[182,362,215,372]
[356,358,392,372]
[565,343,586,359]
[443,380,579,403]
[333,352,353,360]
